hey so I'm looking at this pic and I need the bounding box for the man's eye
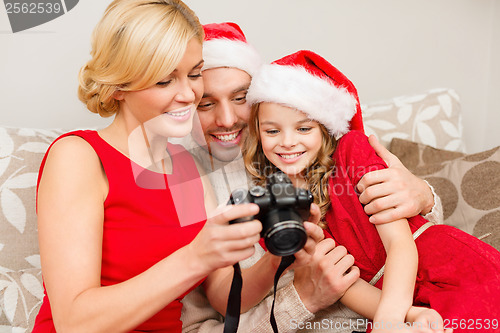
[233,93,247,104]
[197,102,214,110]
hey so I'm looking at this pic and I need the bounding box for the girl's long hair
[243,104,337,228]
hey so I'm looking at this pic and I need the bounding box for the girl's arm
[373,218,418,325]
[339,219,417,325]
[341,279,450,333]
[38,137,262,333]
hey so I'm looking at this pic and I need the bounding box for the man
[181,22,443,333]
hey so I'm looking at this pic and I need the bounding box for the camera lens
[264,221,307,256]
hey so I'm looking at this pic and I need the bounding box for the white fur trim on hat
[202,39,262,76]
[247,64,358,137]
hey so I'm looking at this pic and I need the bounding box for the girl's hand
[186,203,262,276]
[406,307,454,333]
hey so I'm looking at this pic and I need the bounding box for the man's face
[192,67,251,161]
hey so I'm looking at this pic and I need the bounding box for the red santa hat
[202,22,262,76]
[246,50,364,137]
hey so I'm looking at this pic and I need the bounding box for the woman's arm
[38,137,262,333]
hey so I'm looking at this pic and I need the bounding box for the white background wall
[1,0,499,153]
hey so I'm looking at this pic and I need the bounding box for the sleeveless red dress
[326,131,500,332]
[32,130,206,332]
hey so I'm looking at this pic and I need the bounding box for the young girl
[244,50,500,332]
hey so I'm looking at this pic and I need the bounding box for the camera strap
[223,255,295,333]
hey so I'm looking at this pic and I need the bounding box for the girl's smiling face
[258,102,322,186]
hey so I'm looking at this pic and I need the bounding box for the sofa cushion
[0,267,44,332]
[390,138,500,251]
[0,127,63,272]
[362,88,466,153]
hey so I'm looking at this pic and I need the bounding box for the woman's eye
[189,73,202,79]
[156,80,172,86]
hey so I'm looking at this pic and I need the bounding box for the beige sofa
[1,88,498,332]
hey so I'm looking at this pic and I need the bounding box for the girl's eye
[298,127,312,133]
[265,129,279,135]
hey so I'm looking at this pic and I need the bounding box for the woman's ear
[113,90,124,100]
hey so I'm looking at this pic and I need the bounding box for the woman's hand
[186,203,262,276]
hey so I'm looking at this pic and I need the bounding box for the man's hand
[357,135,434,224]
[292,203,324,268]
[293,239,359,313]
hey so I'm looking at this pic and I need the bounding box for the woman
[33,1,323,332]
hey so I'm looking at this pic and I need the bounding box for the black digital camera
[227,172,313,256]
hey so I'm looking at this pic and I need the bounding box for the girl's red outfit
[326,131,500,332]
[32,130,206,332]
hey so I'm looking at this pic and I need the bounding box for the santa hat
[246,50,364,137]
[202,22,262,76]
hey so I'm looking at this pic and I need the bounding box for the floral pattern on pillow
[1,127,63,330]
[0,127,63,272]
[0,268,44,332]
[361,88,466,153]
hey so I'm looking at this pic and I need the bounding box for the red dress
[32,130,206,332]
[326,131,500,332]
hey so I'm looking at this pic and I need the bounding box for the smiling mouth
[211,130,240,143]
[278,152,304,159]
[165,106,192,118]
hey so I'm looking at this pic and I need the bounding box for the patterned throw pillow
[390,138,500,251]
[0,268,43,332]
[0,127,63,272]
[362,88,466,153]
[0,127,63,330]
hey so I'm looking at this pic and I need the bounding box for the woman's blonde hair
[78,0,203,117]
[244,104,337,229]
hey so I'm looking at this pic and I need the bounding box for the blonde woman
[33,1,324,332]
